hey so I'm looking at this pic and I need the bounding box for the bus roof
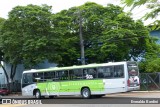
[23,61,135,74]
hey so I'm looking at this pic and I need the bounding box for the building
[0,60,57,91]
[0,67,5,88]
[150,29,160,44]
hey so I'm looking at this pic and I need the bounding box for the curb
[8,93,21,96]
[131,91,160,93]
[8,94,20,96]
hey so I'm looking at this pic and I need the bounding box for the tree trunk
[10,64,17,92]
[78,9,85,65]
[10,64,17,81]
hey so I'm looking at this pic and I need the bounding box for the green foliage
[139,37,160,73]
[121,0,160,30]
[0,17,5,61]
[0,17,5,29]
[50,2,158,67]
[0,4,56,69]
[146,58,160,72]
[139,58,160,73]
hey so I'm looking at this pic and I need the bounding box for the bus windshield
[127,62,139,77]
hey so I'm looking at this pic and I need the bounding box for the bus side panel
[22,83,36,96]
[68,79,105,95]
[37,83,46,95]
[59,81,69,95]
[103,78,126,94]
[38,79,105,96]
[37,82,61,96]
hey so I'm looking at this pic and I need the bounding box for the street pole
[79,9,85,65]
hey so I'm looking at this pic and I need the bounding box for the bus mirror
[35,77,41,80]
[34,77,41,82]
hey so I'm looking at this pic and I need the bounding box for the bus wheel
[49,96,54,99]
[35,90,41,99]
[81,88,91,99]
[95,94,105,98]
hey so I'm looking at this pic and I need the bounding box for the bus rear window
[127,63,139,76]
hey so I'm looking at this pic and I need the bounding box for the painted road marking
[0,104,27,107]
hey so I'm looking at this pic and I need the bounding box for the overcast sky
[0,0,155,25]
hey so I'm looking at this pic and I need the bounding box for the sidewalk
[8,92,21,96]
[132,90,160,93]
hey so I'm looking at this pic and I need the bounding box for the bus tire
[35,90,41,99]
[95,94,105,98]
[49,96,54,99]
[81,88,91,99]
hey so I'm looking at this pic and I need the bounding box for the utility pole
[78,9,85,65]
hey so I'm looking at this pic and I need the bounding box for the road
[0,92,160,107]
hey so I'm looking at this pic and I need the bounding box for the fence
[10,82,21,92]
[140,72,160,91]
[0,82,21,93]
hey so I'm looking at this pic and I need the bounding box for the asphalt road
[1,92,160,107]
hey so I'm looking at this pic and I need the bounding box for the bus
[21,61,140,99]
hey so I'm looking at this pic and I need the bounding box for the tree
[0,17,5,28]
[0,17,10,88]
[0,4,58,85]
[138,36,160,72]
[50,10,80,66]
[121,0,160,72]
[145,58,160,72]
[52,2,158,66]
[121,0,160,30]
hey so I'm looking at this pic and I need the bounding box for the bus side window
[69,70,74,80]
[88,68,97,78]
[23,74,28,83]
[23,73,33,84]
[58,70,68,80]
[68,69,83,80]
[33,73,43,82]
[97,67,104,78]
[103,66,113,78]
[83,69,86,79]
[44,72,54,81]
[55,72,60,81]
[114,65,124,78]
[51,72,55,81]
[83,69,93,79]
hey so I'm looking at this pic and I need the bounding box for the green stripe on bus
[37,79,104,93]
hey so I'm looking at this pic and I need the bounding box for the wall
[150,30,160,44]
[0,67,5,87]
[2,60,57,84]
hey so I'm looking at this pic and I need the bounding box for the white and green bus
[21,61,140,99]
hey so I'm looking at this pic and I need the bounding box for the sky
[0,0,156,25]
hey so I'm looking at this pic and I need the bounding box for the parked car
[0,95,2,101]
[0,88,10,96]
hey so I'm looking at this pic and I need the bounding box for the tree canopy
[1,4,59,68]
[0,4,60,82]
[52,2,159,67]
[121,0,160,72]
[121,0,160,30]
